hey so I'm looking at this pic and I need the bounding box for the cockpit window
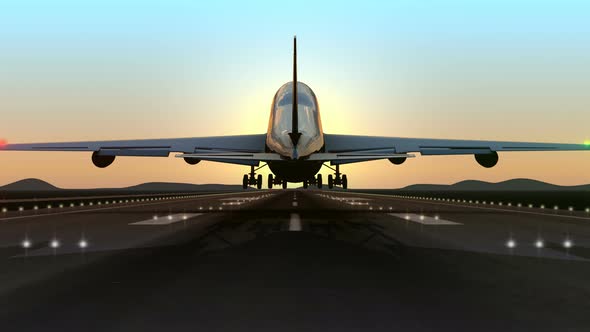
[277,91,315,108]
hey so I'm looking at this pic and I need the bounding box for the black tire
[268,174,274,189]
[242,174,249,189]
[303,180,308,189]
[342,174,348,189]
[317,174,323,189]
[328,174,334,189]
[257,174,263,189]
[282,180,288,189]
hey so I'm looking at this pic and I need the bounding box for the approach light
[434,215,439,220]
[1,207,6,213]
[50,239,60,248]
[506,239,516,248]
[535,240,544,248]
[79,239,88,248]
[563,239,573,248]
[22,239,31,248]
[167,215,173,220]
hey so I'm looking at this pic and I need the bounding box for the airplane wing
[0,135,271,166]
[321,134,590,166]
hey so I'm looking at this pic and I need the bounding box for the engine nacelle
[91,151,115,168]
[388,157,406,165]
[184,157,201,165]
[474,151,498,168]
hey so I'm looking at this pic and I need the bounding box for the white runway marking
[130,213,202,225]
[292,201,298,207]
[289,213,302,231]
[389,213,462,225]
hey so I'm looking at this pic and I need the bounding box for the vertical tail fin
[288,35,301,146]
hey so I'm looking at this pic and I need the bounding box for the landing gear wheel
[342,174,348,189]
[242,174,249,189]
[317,174,323,189]
[268,174,274,189]
[328,174,334,189]
[257,174,263,189]
[303,180,308,189]
[282,180,288,189]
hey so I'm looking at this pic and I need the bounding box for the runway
[1,189,590,331]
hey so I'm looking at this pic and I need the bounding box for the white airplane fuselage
[265,81,325,181]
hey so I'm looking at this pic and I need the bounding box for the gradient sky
[1,0,590,188]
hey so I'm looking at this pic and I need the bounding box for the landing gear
[257,174,263,189]
[242,165,265,190]
[282,179,288,189]
[317,173,323,189]
[268,174,274,189]
[242,174,249,189]
[303,180,308,189]
[326,165,348,189]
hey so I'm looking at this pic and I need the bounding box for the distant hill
[0,178,61,191]
[0,179,244,192]
[400,178,590,191]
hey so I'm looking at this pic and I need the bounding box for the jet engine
[388,157,406,165]
[474,151,498,168]
[184,157,201,165]
[91,151,115,168]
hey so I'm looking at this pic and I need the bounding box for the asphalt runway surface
[1,189,590,331]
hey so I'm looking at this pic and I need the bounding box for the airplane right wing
[0,134,274,166]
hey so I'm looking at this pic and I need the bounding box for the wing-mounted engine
[474,151,499,168]
[91,151,115,168]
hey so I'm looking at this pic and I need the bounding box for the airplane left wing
[322,134,590,166]
[0,135,271,166]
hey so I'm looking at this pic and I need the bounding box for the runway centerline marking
[129,213,203,225]
[389,213,461,225]
[289,213,302,231]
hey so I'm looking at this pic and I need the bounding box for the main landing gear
[302,173,324,189]
[267,174,287,189]
[326,165,347,189]
[242,165,264,189]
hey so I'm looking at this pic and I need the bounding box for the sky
[1,0,590,188]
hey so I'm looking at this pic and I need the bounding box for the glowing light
[434,215,439,220]
[167,215,173,220]
[563,239,573,248]
[506,239,516,248]
[153,215,158,220]
[1,207,6,213]
[22,239,31,248]
[535,240,544,248]
[50,239,60,248]
[182,215,187,220]
[0,139,7,147]
[584,140,590,146]
[405,215,410,220]
[79,239,88,248]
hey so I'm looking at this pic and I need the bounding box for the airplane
[1,37,589,190]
